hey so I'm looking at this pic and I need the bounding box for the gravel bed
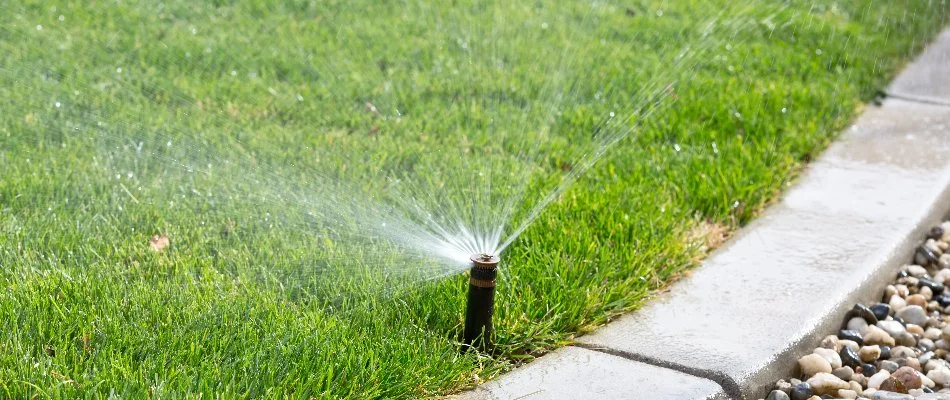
[763,221,950,400]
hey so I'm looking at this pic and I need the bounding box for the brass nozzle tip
[470,253,500,269]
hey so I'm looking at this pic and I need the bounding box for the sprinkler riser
[464,254,499,352]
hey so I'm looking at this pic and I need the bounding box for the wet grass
[1,0,948,398]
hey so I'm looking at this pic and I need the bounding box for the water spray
[463,253,499,351]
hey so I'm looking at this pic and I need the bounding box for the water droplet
[815,49,823,55]
[54,102,61,108]
[656,9,664,16]
[781,107,787,113]
[609,111,616,118]
[541,22,549,30]
[36,25,43,31]
[116,67,122,73]
[230,70,237,76]
[58,15,65,22]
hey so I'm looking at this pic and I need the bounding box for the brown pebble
[907,294,928,307]
[907,324,925,335]
[892,366,922,390]
[879,376,908,393]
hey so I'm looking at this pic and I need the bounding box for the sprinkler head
[463,253,499,352]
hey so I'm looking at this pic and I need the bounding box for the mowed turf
[1,0,948,398]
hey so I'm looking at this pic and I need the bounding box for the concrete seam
[884,90,950,108]
[571,343,743,400]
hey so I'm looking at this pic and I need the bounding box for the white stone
[926,327,943,340]
[863,325,896,347]
[890,294,908,312]
[820,335,839,350]
[926,359,949,372]
[940,253,950,269]
[922,285,935,300]
[877,320,907,337]
[814,347,843,369]
[921,371,937,388]
[927,366,950,386]
[858,345,881,362]
[837,388,858,399]
[908,264,929,277]
[805,372,849,396]
[798,353,832,377]
[935,268,950,284]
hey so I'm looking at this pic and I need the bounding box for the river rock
[880,376,909,393]
[820,334,839,350]
[766,389,790,400]
[806,372,849,396]
[897,357,921,371]
[927,366,950,386]
[798,353,832,377]
[917,277,944,295]
[927,328,943,340]
[871,391,914,400]
[860,345,882,362]
[789,382,813,400]
[845,304,879,327]
[832,366,854,380]
[869,370,892,389]
[840,339,861,352]
[840,346,862,368]
[909,265,930,277]
[891,346,917,359]
[848,317,870,333]
[893,366,923,390]
[839,330,864,346]
[865,325,897,346]
[814,347,842,369]
[882,360,901,372]
[837,388,858,398]
[909,294,931,307]
[872,303,893,320]
[878,320,907,338]
[898,305,929,326]
[891,295,908,312]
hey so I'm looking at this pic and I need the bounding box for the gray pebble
[881,360,900,372]
[766,389,791,400]
[897,305,928,327]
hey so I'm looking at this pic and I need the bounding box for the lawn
[1,0,947,398]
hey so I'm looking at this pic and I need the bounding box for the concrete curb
[576,98,950,400]
[452,28,950,400]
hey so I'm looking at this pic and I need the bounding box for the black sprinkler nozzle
[463,253,499,352]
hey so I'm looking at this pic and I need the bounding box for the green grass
[1,0,947,398]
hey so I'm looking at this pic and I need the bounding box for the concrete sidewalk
[453,29,950,400]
